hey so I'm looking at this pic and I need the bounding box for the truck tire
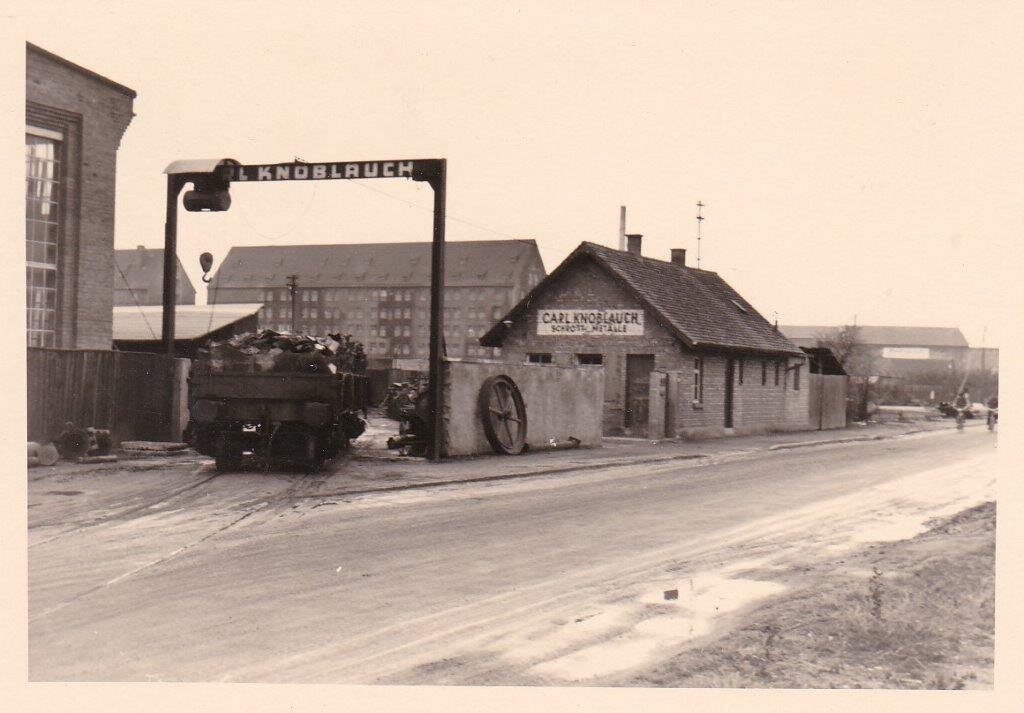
[214,432,242,472]
[302,433,322,474]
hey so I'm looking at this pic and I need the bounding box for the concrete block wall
[27,46,135,349]
[441,359,604,457]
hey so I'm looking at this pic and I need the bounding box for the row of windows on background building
[26,128,63,348]
[259,306,503,322]
[262,287,512,304]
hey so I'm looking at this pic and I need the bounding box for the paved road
[28,429,996,683]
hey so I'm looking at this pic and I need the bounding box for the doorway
[724,358,735,428]
[624,354,655,433]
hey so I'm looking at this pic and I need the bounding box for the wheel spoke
[494,384,509,413]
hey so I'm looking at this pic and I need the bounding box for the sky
[14,1,1024,347]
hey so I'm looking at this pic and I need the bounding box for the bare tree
[816,325,861,371]
[816,325,876,421]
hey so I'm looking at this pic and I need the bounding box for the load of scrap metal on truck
[184,330,369,471]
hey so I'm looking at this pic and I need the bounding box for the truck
[184,332,369,472]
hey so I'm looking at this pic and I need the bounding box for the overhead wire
[114,259,158,341]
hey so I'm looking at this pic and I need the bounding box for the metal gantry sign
[162,157,447,459]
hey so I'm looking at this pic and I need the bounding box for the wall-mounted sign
[882,347,931,360]
[537,309,644,336]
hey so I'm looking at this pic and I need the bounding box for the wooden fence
[808,373,848,430]
[27,348,187,444]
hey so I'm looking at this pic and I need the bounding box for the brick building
[114,246,195,306]
[480,239,808,438]
[207,240,545,363]
[26,43,135,348]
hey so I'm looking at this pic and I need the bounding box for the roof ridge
[224,238,538,251]
[581,240,719,274]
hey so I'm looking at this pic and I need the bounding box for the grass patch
[624,501,995,689]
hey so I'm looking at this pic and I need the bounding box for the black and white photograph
[5,1,1023,710]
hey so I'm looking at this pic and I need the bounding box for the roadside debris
[193,329,368,375]
[386,378,431,456]
[27,441,59,467]
[383,376,428,420]
[53,422,113,461]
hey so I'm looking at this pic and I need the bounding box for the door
[624,354,655,432]
[724,358,735,428]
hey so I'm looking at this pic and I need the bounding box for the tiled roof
[780,325,969,348]
[113,304,262,342]
[482,241,803,356]
[208,240,543,289]
[114,248,192,293]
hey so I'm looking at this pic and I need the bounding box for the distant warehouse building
[206,240,545,363]
[480,238,809,438]
[780,325,971,378]
[114,246,195,306]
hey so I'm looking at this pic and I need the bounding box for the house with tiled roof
[114,246,195,306]
[207,239,545,363]
[480,238,811,438]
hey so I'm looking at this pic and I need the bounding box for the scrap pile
[383,375,429,420]
[194,330,368,375]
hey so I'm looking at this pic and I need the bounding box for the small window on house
[774,360,781,386]
[738,358,745,385]
[528,353,552,364]
[730,299,748,313]
[577,353,603,365]
[693,357,704,403]
[793,364,801,391]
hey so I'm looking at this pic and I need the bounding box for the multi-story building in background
[114,246,195,306]
[207,240,545,364]
[26,43,135,348]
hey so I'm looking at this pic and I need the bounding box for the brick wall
[497,256,807,437]
[27,46,135,348]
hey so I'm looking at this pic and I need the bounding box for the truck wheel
[302,433,322,474]
[214,432,242,472]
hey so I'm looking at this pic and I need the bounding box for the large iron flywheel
[478,375,527,455]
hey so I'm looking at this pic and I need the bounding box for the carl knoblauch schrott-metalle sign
[536,309,645,335]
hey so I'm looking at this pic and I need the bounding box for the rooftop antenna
[696,201,705,268]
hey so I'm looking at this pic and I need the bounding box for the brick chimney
[670,248,686,267]
[625,233,643,256]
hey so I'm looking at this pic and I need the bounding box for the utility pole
[286,274,298,332]
[696,201,705,269]
[981,325,987,371]
[619,206,626,251]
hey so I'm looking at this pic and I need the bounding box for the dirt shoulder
[623,501,995,689]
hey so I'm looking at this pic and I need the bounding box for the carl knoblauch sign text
[230,160,419,182]
[537,309,645,336]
